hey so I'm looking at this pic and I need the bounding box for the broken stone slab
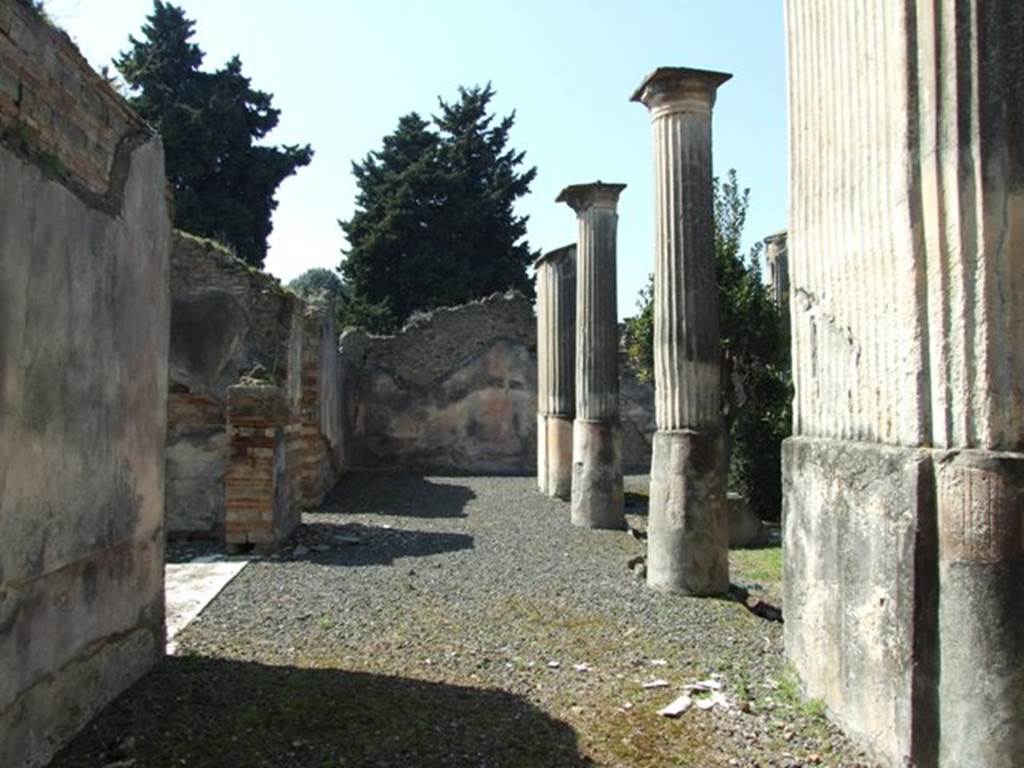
[658,694,693,717]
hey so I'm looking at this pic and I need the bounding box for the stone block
[783,437,936,766]
[571,419,623,529]
[934,449,1024,766]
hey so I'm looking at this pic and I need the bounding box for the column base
[784,436,1024,767]
[546,414,573,501]
[783,436,933,766]
[647,429,728,596]
[570,419,623,529]
[934,449,1024,767]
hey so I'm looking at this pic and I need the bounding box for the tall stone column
[557,183,625,529]
[784,2,1023,765]
[631,67,731,595]
[763,230,788,306]
[535,244,576,500]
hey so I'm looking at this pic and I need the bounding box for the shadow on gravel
[288,521,474,566]
[624,491,650,516]
[319,472,478,519]
[725,584,784,623]
[51,655,594,768]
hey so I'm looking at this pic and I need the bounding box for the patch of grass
[1,121,68,180]
[315,616,335,631]
[774,665,830,734]
[729,545,782,588]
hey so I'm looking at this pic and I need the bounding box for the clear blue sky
[49,0,788,319]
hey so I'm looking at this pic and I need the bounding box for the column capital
[534,243,576,270]
[556,182,626,214]
[631,67,731,119]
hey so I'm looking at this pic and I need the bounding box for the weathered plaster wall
[0,3,170,765]
[343,292,655,474]
[344,292,538,473]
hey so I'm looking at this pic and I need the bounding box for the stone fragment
[726,493,766,548]
[642,679,670,689]
[658,694,693,717]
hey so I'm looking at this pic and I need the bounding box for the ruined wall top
[341,291,534,390]
[170,230,308,395]
[0,0,151,199]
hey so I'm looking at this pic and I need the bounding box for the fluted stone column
[783,2,1024,765]
[557,183,625,529]
[632,67,731,595]
[535,244,576,499]
[763,230,788,306]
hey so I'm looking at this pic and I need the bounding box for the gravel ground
[53,473,876,768]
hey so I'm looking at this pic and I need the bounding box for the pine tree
[288,268,346,302]
[340,85,537,331]
[115,1,312,267]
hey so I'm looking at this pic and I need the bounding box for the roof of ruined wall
[341,290,535,389]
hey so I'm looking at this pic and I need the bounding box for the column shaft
[576,207,619,422]
[535,245,576,499]
[557,183,626,529]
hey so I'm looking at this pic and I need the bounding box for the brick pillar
[225,384,299,552]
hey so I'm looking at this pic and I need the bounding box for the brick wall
[297,304,343,506]
[224,385,298,551]
[0,1,148,197]
[170,231,300,380]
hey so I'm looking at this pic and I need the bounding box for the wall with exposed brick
[167,231,343,540]
[0,0,150,200]
[0,3,170,766]
[224,385,302,552]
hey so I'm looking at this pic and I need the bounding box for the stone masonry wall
[343,292,655,474]
[343,292,538,473]
[167,231,343,540]
[0,3,171,766]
